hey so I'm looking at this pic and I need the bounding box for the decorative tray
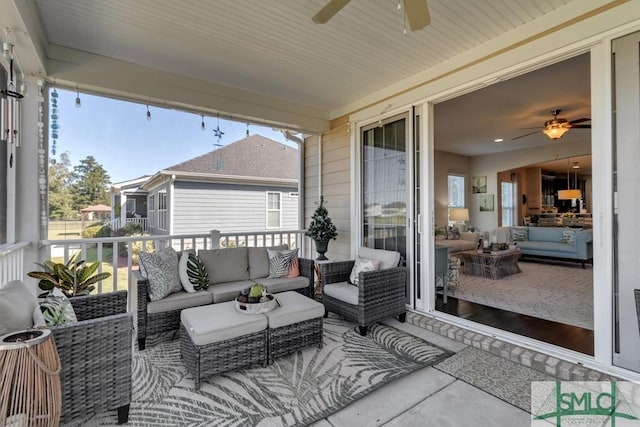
[235,293,278,314]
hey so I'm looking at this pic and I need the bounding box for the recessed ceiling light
[494,138,503,143]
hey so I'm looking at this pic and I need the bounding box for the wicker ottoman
[180,302,268,390]
[265,291,325,363]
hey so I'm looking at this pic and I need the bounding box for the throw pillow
[267,248,298,279]
[184,252,209,291]
[178,251,196,293]
[446,226,460,240]
[39,288,78,327]
[0,280,39,336]
[287,257,300,278]
[139,246,182,301]
[349,255,382,286]
[561,228,580,244]
[510,227,529,242]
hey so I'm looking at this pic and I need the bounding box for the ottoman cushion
[266,291,325,329]
[181,302,267,346]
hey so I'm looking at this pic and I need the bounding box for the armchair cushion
[0,280,40,335]
[349,255,381,286]
[357,247,401,269]
[324,282,358,305]
[139,247,182,301]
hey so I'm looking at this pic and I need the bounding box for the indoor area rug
[77,316,453,426]
[452,261,593,329]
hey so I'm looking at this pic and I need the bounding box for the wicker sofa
[321,247,407,336]
[51,290,133,425]
[135,246,314,349]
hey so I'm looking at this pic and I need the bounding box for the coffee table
[459,249,521,280]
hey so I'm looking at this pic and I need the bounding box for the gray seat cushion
[207,280,254,303]
[266,291,325,328]
[257,277,310,294]
[181,301,267,346]
[198,247,249,284]
[248,245,288,280]
[147,290,212,314]
[357,247,400,269]
[324,282,358,305]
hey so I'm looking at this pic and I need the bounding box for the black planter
[314,239,330,260]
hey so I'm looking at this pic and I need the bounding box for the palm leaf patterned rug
[78,316,453,426]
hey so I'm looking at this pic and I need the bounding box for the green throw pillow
[40,288,77,327]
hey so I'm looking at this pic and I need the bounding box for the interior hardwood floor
[436,295,594,356]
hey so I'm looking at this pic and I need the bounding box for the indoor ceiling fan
[312,0,430,31]
[511,109,591,141]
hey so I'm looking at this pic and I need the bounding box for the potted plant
[306,196,338,260]
[27,252,112,298]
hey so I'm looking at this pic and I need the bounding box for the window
[266,192,281,228]
[148,195,155,227]
[501,182,515,226]
[125,198,136,214]
[448,175,465,208]
[158,191,167,230]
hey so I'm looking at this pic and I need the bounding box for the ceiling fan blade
[403,0,430,31]
[312,0,351,24]
[570,125,591,129]
[569,117,591,125]
[511,130,541,141]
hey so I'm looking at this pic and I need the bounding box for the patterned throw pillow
[139,247,182,301]
[510,227,529,242]
[178,252,209,292]
[560,228,580,244]
[349,255,382,286]
[40,288,77,327]
[267,248,299,279]
[446,226,460,240]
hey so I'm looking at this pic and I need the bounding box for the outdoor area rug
[452,261,593,329]
[76,316,453,426]
[435,346,554,412]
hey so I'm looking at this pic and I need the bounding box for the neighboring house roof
[109,175,151,196]
[141,134,299,189]
[80,204,111,213]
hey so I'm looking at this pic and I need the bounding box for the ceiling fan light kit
[542,118,571,140]
[312,0,430,31]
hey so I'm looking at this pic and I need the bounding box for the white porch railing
[109,217,148,232]
[39,229,311,301]
[0,242,31,287]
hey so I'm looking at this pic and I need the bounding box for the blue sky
[51,88,296,183]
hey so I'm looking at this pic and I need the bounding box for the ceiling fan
[312,0,430,31]
[511,109,591,141]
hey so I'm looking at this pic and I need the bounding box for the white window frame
[125,198,136,214]
[266,191,281,229]
[447,174,466,214]
[158,191,167,231]
[148,195,155,227]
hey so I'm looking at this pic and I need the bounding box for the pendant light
[557,158,582,200]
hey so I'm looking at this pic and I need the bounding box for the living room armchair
[321,248,407,336]
[51,290,133,425]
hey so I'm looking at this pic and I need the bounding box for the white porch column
[16,79,48,292]
[120,193,127,229]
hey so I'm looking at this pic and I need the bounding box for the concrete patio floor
[312,319,531,427]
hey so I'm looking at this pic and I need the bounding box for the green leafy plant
[305,196,338,241]
[27,252,112,297]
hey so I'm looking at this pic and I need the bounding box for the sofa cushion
[561,227,581,244]
[528,226,564,242]
[206,280,254,303]
[357,247,400,269]
[147,290,212,314]
[40,288,78,327]
[436,239,477,253]
[256,276,310,294]
[510,227,529,241]
[198,247,249,284]
[248,245,288,279]
[324,282,358,305]
[0,280,40,336]
[459,232,480,245]
[267,248,298,278]
[446,226,461,240]
[515,240,576,254]
[181,301,267,346]
[139,247,183,301]
[349,255,381,286]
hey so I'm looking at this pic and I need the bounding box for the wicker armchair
[51,290,133,425]
[321,253,407,336]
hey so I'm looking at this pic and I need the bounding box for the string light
[146,105,151,121]
[200,114,205,131]
[246,122,250,137]
[75,86,81,108]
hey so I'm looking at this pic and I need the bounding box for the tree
[48,152,75,219]
[70,156,111,210]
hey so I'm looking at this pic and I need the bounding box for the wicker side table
[460,249,521,280]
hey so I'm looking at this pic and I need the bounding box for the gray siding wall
[304,129,351,260]
[171,181,299,235]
